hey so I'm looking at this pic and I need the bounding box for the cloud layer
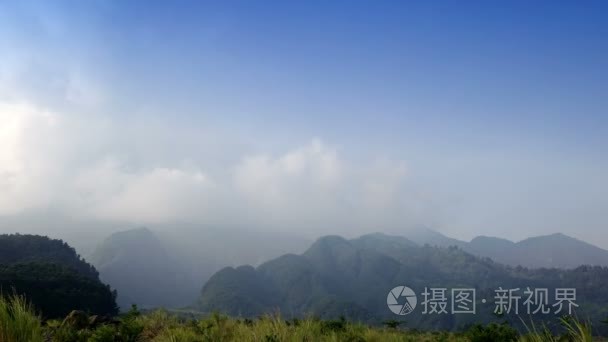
[0,99,420,234]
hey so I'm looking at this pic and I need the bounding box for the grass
[0,293,43,342]
[138,312,466,342]
[0,295,604,341]
[559,316,593,342]
[519,316,595,342]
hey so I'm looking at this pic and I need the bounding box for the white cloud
[80,164,211,223]
[231,138,415,231]
[233,138,341,208]
[0,101,414,232]
[0,102,59,214]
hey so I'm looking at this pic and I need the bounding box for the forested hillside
[0,234,99,278]
[0,234,117,318]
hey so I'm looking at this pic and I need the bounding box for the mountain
[404,228,608,269]
[197,233,608,332]
[89,227,191,309]
[0,234,117,318]
[90,226,311,309]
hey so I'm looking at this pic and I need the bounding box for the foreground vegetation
[1,295,605,341]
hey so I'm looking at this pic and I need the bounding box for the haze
[1,1,607,249]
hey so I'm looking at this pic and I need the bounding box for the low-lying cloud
[0,99,422,234]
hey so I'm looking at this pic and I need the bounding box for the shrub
[560,316,592,342]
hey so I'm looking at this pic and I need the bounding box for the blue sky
[0,1,607,246]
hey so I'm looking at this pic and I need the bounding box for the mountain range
[87,226,608,310]
[197,232,608,332]
[2,226,608,332]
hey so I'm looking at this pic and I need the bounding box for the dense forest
[0,234,99,279]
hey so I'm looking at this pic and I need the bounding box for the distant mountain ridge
[197,232,608,333]
[89,226,608,312]
[404,228,608,268]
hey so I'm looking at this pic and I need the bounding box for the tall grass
[138,312,467,342]
[560,316,593,342]
[520,316,594,342]
[0,301,601,342]
[0,294,43,342]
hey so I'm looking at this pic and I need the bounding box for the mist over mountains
[1,225,608,333]
[89,227,310,309]
[87,226,608,310]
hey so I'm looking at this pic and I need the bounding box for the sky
[0,0,607,247]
